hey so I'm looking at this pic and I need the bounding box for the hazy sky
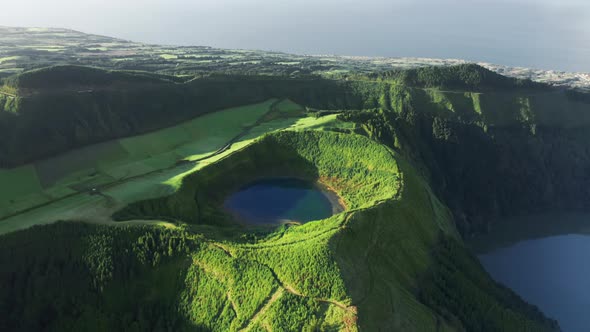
[1,0,589,71]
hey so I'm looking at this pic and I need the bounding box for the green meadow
[0,100,275,218]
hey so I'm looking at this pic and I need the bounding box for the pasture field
[35,140,128,187]
[0,165,46,216]
[0,100,277,222]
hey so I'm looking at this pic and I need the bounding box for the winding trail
[205,235,358,331]
[239,288,285,332]
[215,198,409,328]
[237,266,356,332]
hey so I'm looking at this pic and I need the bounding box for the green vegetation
[360,63,544,90]
[113,131,401,224]
[0,104,342,235]
[418,236,557,331]
[3,65,183,90]
[0,131,556,331]
[2,42,588,331]
[338,86,590,234]
[1,62,588,170]
[0,62,590,167]
[0,100,276,219]
[0,222,196,331]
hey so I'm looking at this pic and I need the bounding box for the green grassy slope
[0,131,557,331]
[113,131,401,224]
[0,67,280,166]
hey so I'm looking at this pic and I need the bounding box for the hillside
[3,65,184,91]
[0,63,581,166]
[1,64,590,232]
[0,65,589,230]
[2,62,590,331]
[360,64,545,90]
[0,131,557,331]
[1,64,589,230]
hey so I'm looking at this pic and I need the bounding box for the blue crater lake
[471,213,590,332]
[223,177,341,225]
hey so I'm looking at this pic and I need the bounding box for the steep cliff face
[110,130,558,331]
[341,87,590,234]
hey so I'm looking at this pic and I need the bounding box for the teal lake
[224,178,338,225]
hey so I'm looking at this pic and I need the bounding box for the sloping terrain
[0,131,557,331]
[2,64,589,234]
[0,99,277,220]
[1,63,589,331]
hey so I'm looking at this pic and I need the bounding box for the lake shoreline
[472,211,590,332]
[222,176,346,226]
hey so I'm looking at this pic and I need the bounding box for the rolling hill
[1,57,588,331]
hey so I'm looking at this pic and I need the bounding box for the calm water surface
[224,178,337,224]
[472,213,590,332]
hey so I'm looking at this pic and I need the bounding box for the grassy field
[0,100,275,220]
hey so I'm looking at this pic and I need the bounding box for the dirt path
[239,288,284,332]
[237,278,355,332]
[282,283,355,313]
[207,236,357,328]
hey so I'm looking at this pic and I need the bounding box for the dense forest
[0,64,571,167]
[337,91,590,234]
[359,64,546,90]
[0,222,197,331]
[0,220,557,331]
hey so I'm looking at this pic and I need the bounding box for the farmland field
[0,99,278,222]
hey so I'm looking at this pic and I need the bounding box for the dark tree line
[0,222,200,332]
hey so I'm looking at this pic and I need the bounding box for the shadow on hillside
[112,137,322,229]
